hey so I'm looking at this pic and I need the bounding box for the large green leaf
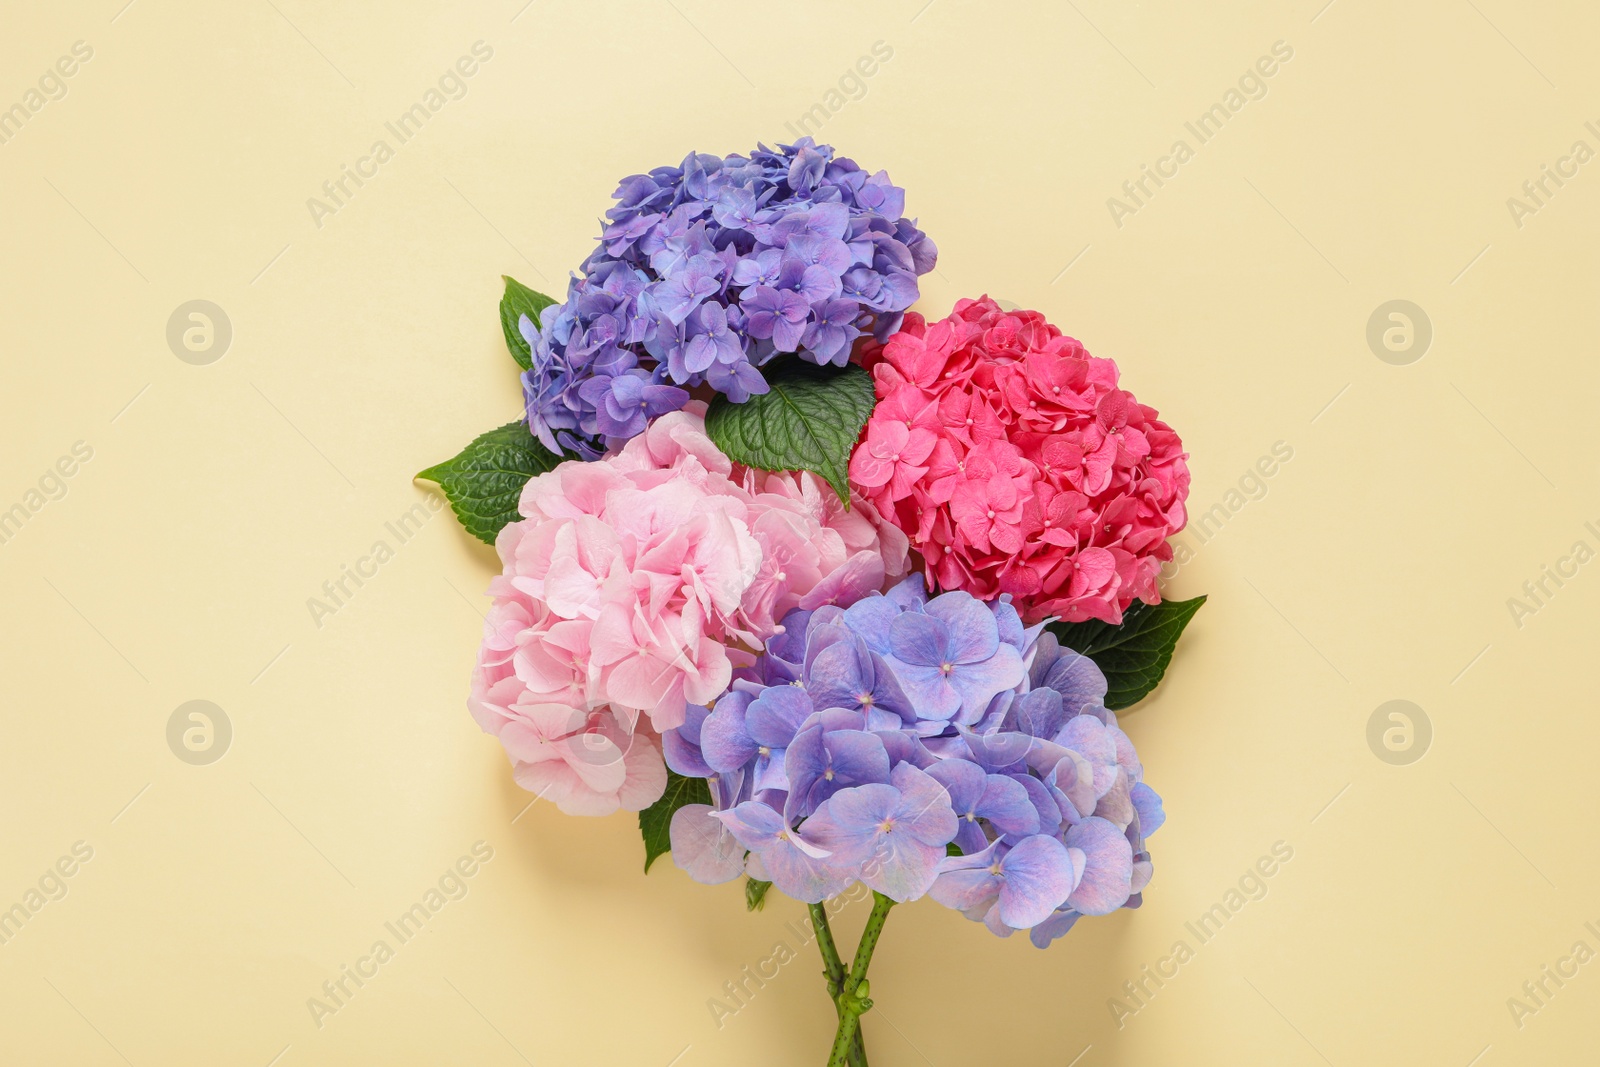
[414,421,561,544]
[703,358,877,502]
[1048,595,1206,710]
[499,275,558,371]
[638,770,712,874]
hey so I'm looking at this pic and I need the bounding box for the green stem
[809,902,846,995]
[809,903,868,1067]
[826,893,895,1067]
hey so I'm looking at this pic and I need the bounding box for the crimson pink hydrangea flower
[468,403,908,815]
[848,297,1189,624]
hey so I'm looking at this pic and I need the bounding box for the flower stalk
[824,892,896,1067]
[810,903,868,1066]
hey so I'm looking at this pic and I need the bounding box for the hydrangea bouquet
[418,139,1204,1065]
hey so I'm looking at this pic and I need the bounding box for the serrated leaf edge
[413,420,556,545]
[704,362,876,503]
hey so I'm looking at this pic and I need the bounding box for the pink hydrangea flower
[469,404,908,815]
[849,298,1189,625]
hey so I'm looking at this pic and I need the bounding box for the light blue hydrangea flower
[663,575,1162,947]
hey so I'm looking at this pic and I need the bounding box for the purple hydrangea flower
[804,761,958,901]
[927,757,1039,856]
[713,799,855,902]
[576,371,689,441]
[743,285,810,351]
[670,801,745,884]
[882,591,1026,724]
[663,574,1162,947]
[784,712,892,819]
[930,835,1084,933]
[522,139,938,456]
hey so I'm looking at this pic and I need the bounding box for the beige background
[2,0,1596,1063]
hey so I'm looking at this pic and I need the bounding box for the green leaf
[499,275,558,371]
[703,358,877,502]
[1048,595,1206,710]
[414,421,561,545]
[945,842,963,858]
[638,770,712,874]
[745,877,772,911]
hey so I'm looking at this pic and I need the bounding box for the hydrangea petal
[996,835,1080,930]
[1064,817,1135,915]
[700,691,758,772]
[925,591,1001,663]
[670,804,745,884]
